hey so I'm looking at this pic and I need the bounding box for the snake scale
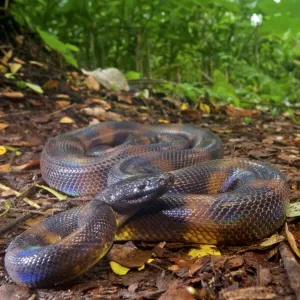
[5,121,289,288]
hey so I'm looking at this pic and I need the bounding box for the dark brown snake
[4,121,289,288]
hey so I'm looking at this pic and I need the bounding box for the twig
[279,242,300,299]
[48,103,76,117]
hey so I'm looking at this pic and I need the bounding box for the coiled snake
[5,121,289,288]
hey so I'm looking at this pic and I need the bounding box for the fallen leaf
[36,184,67,200]
[188,245,221,258]
[248,150,273,159]
[1,49,12,64]
[0,91,24,98]
[118,94,132,104]
[13,57,25,64]
[181,109,201,119]
[158,119,170,124]
[0,164,11,172]
[90,98,111,110]
[0,146,7,155]
[60,116,75,124]
[43,80,58,89]
[0,65,8,73]
[55,100,71,110]
[285,223,300,258]
[0,183,40,208]
[15,35,24,45]
[82,106,106,117]
[29,61,48,69]
[199,103,210,114]
[287,202,300,218]
[84,75,100,91]
[0,123,9,131]
[224,105,261,117]
[13,160,40,171]
[260,233,285,247]
[9,63,22,74]
[226,256,244,269]
[56,94,70,100]
[25,82,43,94]
[180,103,189,111]
[107,244,151,268]
[110,261,130,275]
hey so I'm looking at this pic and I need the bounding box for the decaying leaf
[0,164,11,172]
[56,100,71,110]
[107,244,151,268]
[0,123,9,131]
[287,202,300,218]
[0,91,24,98]
[12,160,40,171]
[285,223,300,258]
[84,75,100,91]
[260,233,285,247]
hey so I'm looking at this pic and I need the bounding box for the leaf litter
[0,30,299,300]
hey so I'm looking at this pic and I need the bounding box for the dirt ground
[0,25,300,300]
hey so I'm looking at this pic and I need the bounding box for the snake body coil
[5,122,289,288]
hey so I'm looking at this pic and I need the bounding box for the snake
[4,121,289,288]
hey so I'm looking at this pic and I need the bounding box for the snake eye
[138,183,146,190]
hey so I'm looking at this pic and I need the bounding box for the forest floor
[0,28,300,300]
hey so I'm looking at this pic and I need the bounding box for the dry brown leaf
[56,100,71,110]
[285,223,300,258]
[84,75,100,91]
[12,160,40,171]
[15,35,24,45]
[0,64,8,73]
[0,164,11,172]
[225,105,261,117]
[1,49,12,65]
[56,94,70,100]
[43,80,58,89]
[82,106,106,117]
[29,61,48,69]
[118,94,132,104]
[90,98,111,110]
[0,91,24,98]
[13,57,25,64]
[107,244,151,268]
[59,116,75,124]
[181,109,201,119]
[0,123,9,131]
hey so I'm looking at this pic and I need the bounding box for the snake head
[95,173,175,214]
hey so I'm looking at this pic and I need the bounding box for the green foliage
[37,29,79,67]
[10,0,300,109]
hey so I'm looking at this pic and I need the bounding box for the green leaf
[126,71,141,80]
[25,82,43,94]
[37,29,78,67]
